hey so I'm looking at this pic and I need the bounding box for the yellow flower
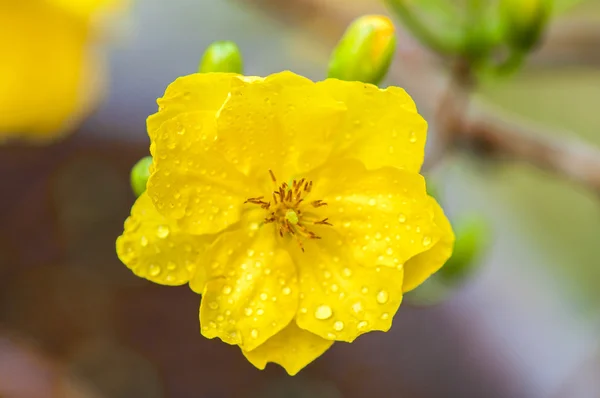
[116,71,454,375]
[0,0,123,142]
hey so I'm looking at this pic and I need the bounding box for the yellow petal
[146,73,248,141]
[0,1,98,139]
[214,71,345,181]
[294,230,405,342]
[147,111,255,235]
[116,193,210,286]
[310,160,441,269]
[197,217,299,352]
[292,160,443,341]
[242,322,334,375]
[403,197,455,292]
[316,79,427,173]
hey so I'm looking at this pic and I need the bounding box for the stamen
[244,170,333,252]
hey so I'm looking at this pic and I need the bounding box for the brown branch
[239,0,600,193]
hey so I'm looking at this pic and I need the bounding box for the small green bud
[328,15,397,85]
[199,41,243,74]
[130,156,153,198]
[500,0,552,51]
[407,214,490,306]
[440,214,490,282]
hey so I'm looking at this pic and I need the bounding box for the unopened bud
[199,41,243,74]
[130,156,153,197]
[328,15,397,85]
[500,0,552,50]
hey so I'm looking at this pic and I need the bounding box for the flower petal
[310,160,442,269]
[294,232,405,342]
[316,79,427,173]
[242,322,334,375]
[116,193,210,285]
[197,218,299,352]
[146,73,248,140]
[147,111,255,235]
[292,161,443,341]
[214,71,345,181]
[403,197,455,292]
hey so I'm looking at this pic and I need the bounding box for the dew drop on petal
[358,321,368,330]
[333,321,344,331]
[409,131,417,143]
[282,286,291,295]
[398,214,406,223]
[314,305,333,320]
[361,286,369,294]
[342,268,352,277]
[368,198,377,206]
[166,262,176,271]
[251,329,259,339]
[244,307,253,316]
[140,236,149,247]
[208,301,219,310]
[148,264,160,276]
[381,312,390,320]
[156,225,170,239]
[352,301,363,313]
[377,290,389,304]
[222,285,232,295]
[423,236,432,246]
[256,308,264,315]
[260,293,268,301]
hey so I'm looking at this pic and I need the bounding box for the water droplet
[352,301,363,313]
[222,285,232,295]
[156,225,170,238]
[148,264,160,276]
[247,249,255,257]
[244,307,253,316]
[398,214,406,223]
[342,268,352,277]
[377,290,389,304]
[381,312,390,320]
[314,305,333,320]
[246,274,253,281]
[409,131,417,143]
[208,301,219,310]
[209,321,217,329]
[358,321,368,330]
[423,236,432,246]
[282,286,291,295]
[368,198,377,206]
[166,262,176,270]
[331,284,339,292]
[256,308,264,315]
[260,293,268,301]
[251,329,259,339]
[140,236,148,247]
[386,247,394,255]
[361,286,369,294]
[333,321,344,331]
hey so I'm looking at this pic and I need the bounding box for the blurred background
[1,0,600,397]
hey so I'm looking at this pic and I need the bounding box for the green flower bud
[440,214,490,282]
[500,0,552,51]
[328,15,397,85]
[407,214,490,306]
[130,156,153,198]
[199,41,243,74]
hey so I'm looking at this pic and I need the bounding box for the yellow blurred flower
[116,71,454,375]
[0,0,123,142]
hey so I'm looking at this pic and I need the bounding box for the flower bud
[328,15,397,85]
[500,0,551,51]
[199,41,243,74]
[130,156,153,197]
[407,214,490,305]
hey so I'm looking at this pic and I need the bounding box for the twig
[239,0,600,194]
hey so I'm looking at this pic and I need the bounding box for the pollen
[245,170,333,251]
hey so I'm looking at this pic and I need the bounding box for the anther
[269,170,277,182]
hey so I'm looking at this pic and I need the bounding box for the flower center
[244,170,332,251]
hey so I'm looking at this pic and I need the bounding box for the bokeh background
[1,0,600,397]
